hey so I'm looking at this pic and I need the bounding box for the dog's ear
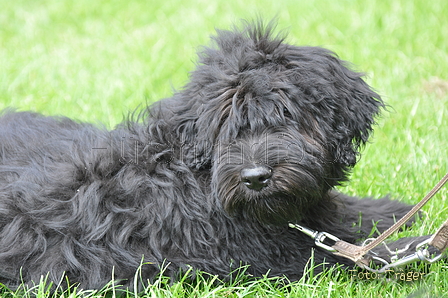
[285,47,384,168]
[283,46,384,169]
[315,50,384,167]
[152,91,222,170]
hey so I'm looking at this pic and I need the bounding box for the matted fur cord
[332,172,448,265]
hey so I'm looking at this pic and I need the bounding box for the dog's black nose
[240,166,272,191]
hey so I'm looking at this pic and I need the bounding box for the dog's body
[0,23,419,289]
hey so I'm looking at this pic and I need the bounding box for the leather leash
[290,172,448,270]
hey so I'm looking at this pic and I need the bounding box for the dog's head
[164,21,384,225]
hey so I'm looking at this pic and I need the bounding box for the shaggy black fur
[0,22,421,289]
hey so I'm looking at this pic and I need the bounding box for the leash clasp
[289,223,339,252]
[363,238,446,273]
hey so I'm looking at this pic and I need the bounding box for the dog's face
[169,22,383,225]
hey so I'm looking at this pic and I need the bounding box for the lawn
[0,0,447,297]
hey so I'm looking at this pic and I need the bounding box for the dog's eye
[283,107,292,118]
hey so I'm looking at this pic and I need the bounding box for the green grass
[0,0,447,297]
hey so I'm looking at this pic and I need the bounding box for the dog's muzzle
[240,165,272,191]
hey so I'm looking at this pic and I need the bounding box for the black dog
[0,22,420,289]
